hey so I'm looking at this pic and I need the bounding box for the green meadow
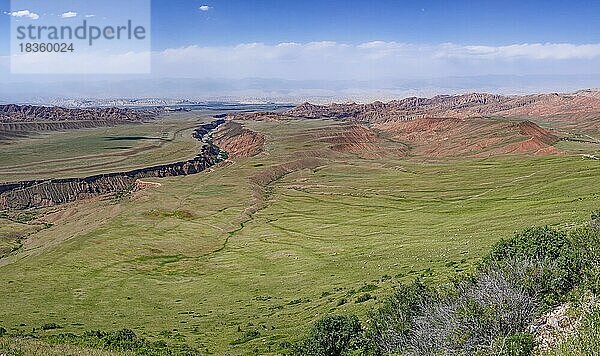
[0,118,599,354]
[0,113,206,183]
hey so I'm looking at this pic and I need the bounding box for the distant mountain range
[1,74,599,104]
[285,89,600,124]
[234,89,600,158]
[0,104,151,123]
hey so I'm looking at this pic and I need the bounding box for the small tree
[366,279,433,355]
[483,226,580,305]
[570,216,600,294]
[297,315,363,356]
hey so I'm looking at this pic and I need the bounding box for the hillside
[0,93,599,355]
[377,118,560,157]
[232,91,600,157]
[0,105,157,143]
[285,90,600,127]
[0,105,153,123]
[1,115,598,355]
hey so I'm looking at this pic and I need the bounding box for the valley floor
[1,118,599,354]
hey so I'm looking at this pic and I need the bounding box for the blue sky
[0,0,599,85]
[1,0,598,51]
[148,0,600,48]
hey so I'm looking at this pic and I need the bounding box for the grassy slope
[0,119,599,354]
[0,337,125,356]
[0,112,210,183]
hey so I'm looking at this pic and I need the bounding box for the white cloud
[3,41,600,82]
[6,10,40,20]
[60,11,78,18]
[85,14,96,18]
[150,41,600,80]
[199,5,211,11]
[436,43,600,60]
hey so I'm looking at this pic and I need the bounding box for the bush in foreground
[48,328,198,355]
[295,315,363,356]
[483,226,580,306]
[298,219,600,356]
[408,269,538,355]
[366,279,433,355]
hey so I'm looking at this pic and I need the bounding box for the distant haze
[1,75,599,105]
[1,1,599,104]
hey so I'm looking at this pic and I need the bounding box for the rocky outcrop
[0,119,225,210]
[231,91,600,158]
[212,121,266,158]
[0,105,158,143]
[284,90,600,125]
[529,304,573,352]
[378,117,560,157]
[0,104,153,123]
[0,120,135,136]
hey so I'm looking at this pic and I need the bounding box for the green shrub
[0,327,6,337]
[570,223,600,294]
[355,293,373,303]
[483,226,580,304]
[48,328,199,355]
[499,332,535,356]
[296,315,363,356]
[366,279,433,355]
[41,323,62,331]
[230,329,260,345]
[358,284,378,293]
[103,329,144,351]
[485,226,572,265]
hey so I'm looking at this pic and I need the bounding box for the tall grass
[296,213,600,356]
[0,337,128,356]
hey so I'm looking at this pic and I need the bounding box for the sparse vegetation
[547,305,600,356]
[1,119,599,354]
[297,214,600,355]
[295,315,363,356]
[41,323,63,331]
[1,328,199,355]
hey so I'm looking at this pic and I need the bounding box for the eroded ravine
[0,119,226,210]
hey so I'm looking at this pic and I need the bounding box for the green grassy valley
[0,113,206,183]
[1,117,598,354]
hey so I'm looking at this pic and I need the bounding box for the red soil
[306,124,406,158]
[212,121,265,158]
[377,118,560,157]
